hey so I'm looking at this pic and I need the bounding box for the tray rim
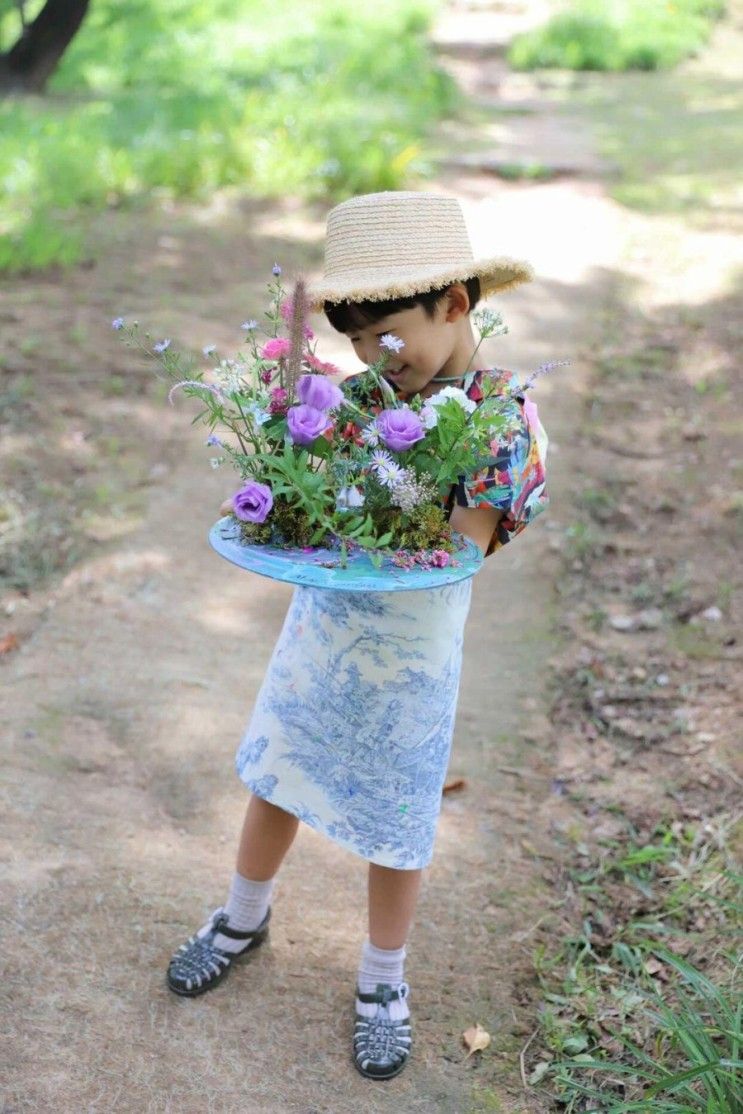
[208,515,483,591]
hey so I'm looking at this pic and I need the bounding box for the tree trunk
[0,0,91,94]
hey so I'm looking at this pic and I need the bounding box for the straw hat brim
[307,255,535,314]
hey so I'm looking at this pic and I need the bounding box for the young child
[166,191,548,1081]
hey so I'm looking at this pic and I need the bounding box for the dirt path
[2,5,633,1111]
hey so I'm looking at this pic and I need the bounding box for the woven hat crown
[307,190,534,312]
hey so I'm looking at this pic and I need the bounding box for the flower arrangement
[113,266,564,570]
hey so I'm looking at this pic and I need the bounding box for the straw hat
[306,190,534,313]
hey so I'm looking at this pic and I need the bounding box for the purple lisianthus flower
[232,481,273,524]
[286,404,330,446]
[111,317,125,330]
[375,408,425,453]
[296,374,344,411]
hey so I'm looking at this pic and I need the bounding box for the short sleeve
[450,391,549,553]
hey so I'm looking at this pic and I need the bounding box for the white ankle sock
[212,871,274,953]
[356,937,410,1021]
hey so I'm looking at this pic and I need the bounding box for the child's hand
[219,496,234,516]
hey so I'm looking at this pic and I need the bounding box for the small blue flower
[272,263,282,276]
[205,433,223,446]
[241,319,258,331]
[153,338,171,354]
[203,344,216,357]
[111,317,125,330]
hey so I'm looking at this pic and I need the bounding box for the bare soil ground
[2,3,740,1112]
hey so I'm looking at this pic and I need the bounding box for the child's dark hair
[324,276,481,334]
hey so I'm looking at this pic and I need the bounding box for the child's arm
[449,504,504,558]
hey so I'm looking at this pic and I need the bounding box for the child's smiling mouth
[386,365,407,379]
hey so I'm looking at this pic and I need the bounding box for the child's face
[344,284,474,398]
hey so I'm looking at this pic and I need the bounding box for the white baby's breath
[472,308,508,338]
[214,358,244,394]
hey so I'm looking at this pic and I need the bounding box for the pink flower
[260,337,291,360]
[305,351,342,376]
[430,549,452,567]
[269,387,289,415]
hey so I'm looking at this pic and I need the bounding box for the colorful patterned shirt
[340,366,549,559]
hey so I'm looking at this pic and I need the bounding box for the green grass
[507,0,727,72]
[529,814,742,1111]
[0,0,459,274]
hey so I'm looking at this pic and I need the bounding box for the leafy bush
[508,0,727,72]
[0,0,459,273]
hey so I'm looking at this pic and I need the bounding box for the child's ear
[444,283,470,322]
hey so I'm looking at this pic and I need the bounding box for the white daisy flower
[370,447,395,470]
[360,422,380,447]
[379,333,405,353]
[370,448,404,487]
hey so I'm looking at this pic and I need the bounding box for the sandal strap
[356,980,409,1006]
[211,908,270,940]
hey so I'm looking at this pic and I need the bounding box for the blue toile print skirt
[235,578,474,869]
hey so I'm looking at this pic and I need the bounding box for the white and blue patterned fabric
[235,577,473,868]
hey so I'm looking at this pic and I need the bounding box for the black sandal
[166,905,271,997]
[353,981,412,1080]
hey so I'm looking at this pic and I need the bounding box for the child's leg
[355,863,422,1017]
[214,795,300,947]
[166,794,299,996]
[368,863,422,949]
[235,794,300,880]
[353,863,420,1074]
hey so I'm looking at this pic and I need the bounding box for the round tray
[208,516,483,592]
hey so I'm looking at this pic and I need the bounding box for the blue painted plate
[208,516,483,591]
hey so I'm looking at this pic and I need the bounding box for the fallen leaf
[442,777,467,795]
[463,1023,491,1057]
[0,632,20,655]
[527,1060,551,1085]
